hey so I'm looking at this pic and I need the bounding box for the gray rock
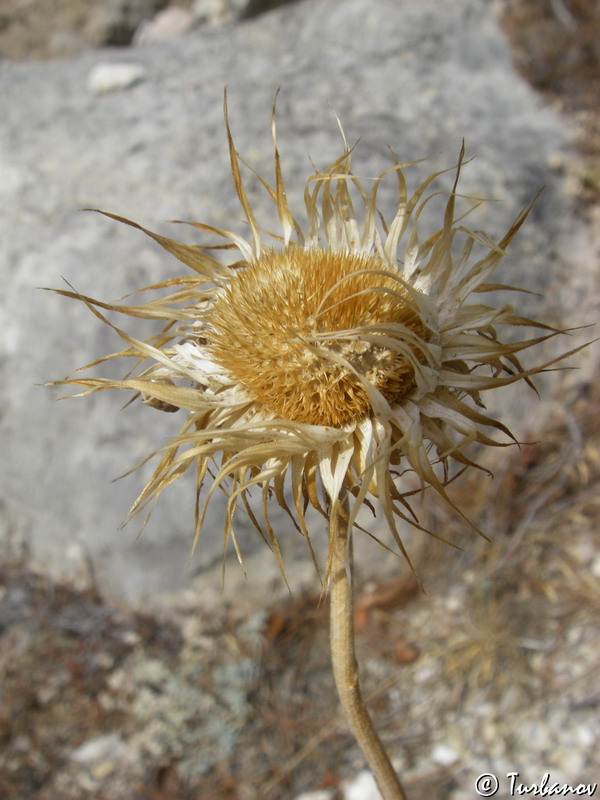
[0,0,170,59]
[0,0,596,602]
[133,7,198,45]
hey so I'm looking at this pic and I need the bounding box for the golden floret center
[205,246,428,426]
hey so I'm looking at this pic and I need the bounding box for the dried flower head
[52,97,569,582]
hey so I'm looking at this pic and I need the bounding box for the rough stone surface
[0,0,597,602]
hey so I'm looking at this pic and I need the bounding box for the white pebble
[71,733,124,764]
[431,743,460,766]
[575,724,596,749]
[342,770,383,800]
[87,63,146,94]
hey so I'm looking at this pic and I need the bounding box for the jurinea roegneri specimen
[52,99,571,583]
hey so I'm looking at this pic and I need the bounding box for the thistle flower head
[207,244,429,427]
[53,97,569,582]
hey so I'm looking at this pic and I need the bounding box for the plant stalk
[329,495,407,800]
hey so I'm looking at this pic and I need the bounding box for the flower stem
[329,496,408,800]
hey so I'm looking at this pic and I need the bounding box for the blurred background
[0,1,598,798]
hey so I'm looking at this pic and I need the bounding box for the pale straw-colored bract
[52,96,567,585]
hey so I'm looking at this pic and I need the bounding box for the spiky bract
[52,98,565,582]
